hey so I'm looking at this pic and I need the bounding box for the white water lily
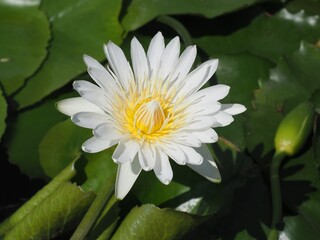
[57,32,246,199]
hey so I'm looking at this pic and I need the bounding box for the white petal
[213,111,234,127]
[170,45,196,82]
[183,116,215,131]
[172,133,201,147]
[189,84,230,104]
[147,32,165,75]
[185,101,221,117]
[153,149,172,185]
[112,140,140,164]
[131,37,149,85]
[161,143,186,165]
[87,67,120,95]
[71,112,111,129]
[104,41,133,88]
[138,144,156,171]
[56,97,104,116]
[82,136,118,153]
[187,144,221,183]
[115,157,142,200]
[73,81,109,112]
[192,128,218,143]
[221,104,246,115]
[179,145,203,165]
[83,54,106,71]
[83,55,120,93]
[179,59,219,97]
[93,123,123,140]
[158,36,180,80]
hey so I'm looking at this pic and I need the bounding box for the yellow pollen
[134,100,165,134]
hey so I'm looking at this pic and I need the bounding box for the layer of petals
[161,143,186,165]
[73,80,109,112]
[192,128,218,143]
[158,36,180,80]
[179,145,203,165]
[93,123,123,140]
[189,84,230,104]
[178,59,219,97]
[115,157,142,200]
[104,41,133,89]
[183,116,215,131]
[170,45,196,83]
[213,111,234,127]
[138,144,156,171]
[112,140,140,164]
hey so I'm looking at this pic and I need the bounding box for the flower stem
[268,151,286,239]
[157,15,193,46]
[70,174,115,240]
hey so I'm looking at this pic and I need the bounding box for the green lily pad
[246,42,320,156]
[214,53,273,151]
[14,0,123,109]
[5,94,72,178]
[195,9,320,63]
[0,0,50,95]
[80,150,117,193]
[122,0,267,32]
[111,204,200,240]
[39,118,117,193]
[39,120,91,178]
[0,88,7,139]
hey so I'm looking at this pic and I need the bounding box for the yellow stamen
[134,100,165,134]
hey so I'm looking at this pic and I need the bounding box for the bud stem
[157,15,193,46]
[269,151,286,239]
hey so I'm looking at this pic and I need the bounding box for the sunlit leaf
[0,0,50,94]
[3,182,95,240]
[122,0,267,32]
[111,204,201,240]
[14,0,123,109]
[0,162,76,236]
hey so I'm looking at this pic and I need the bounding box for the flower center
[134,100,165,134]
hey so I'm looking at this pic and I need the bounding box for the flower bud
[274,102,314,156]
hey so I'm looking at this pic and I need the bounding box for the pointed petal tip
[81,144,91,153]
[163,178,171,185]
